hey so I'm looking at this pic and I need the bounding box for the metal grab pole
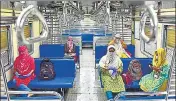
[0,61,10,101]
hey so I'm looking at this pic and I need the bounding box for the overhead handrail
[16,5,49,45]
[139,4,158,43]
[114,91,167,100]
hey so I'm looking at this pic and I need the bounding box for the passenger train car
[0,1,175,101]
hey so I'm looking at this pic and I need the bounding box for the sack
[39,58,56,80]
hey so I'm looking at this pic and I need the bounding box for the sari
[13,45,36,87]
[139,48,170,92]
[99,45,125,93]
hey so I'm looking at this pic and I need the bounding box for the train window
[166,25,175,48]
[0,26,13,70]
[140,25,157,57]
[163,25,175,65]
[19,23,34,54]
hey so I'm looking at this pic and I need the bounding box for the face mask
[116,39,120,44]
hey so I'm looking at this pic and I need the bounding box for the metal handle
[16,5,49,45]
[139,4,158,43]
[8,91,63,99]
[114,91,167,100]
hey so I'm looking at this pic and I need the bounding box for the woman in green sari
[139,48,170,92]
[99,45,125,101]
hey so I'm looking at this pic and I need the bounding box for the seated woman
[122,59,143,87]
[13,45,36,97]
[64,36,77,62]
[139,48,170,92]
[99,45,125,100]
[108,34,131,58]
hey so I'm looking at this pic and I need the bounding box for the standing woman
[99,45,125,100]
[139,48,170,92]
[13,45,36,97]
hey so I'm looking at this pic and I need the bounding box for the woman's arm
[117,58,123,74]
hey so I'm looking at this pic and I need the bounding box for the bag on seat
[39,58,56,80]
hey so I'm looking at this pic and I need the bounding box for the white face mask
[115,39,120,43]
[108,52,115,62]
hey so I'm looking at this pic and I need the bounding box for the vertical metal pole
[1,61,10,101]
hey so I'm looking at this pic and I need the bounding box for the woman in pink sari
[13,45,36,97]
[64,36,77,62]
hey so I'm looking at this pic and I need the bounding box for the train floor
[65,48,107,101]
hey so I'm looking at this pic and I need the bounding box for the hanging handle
[16,5,49,45]
[139,4,158,43]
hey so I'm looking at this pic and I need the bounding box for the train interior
[0,1,175,101]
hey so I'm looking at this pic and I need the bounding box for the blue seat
[39,44,80,63]
[40,44,65,58]
[126,44,135,57]
[82,34,94,45]
[95,45,107,63]
[95,45,135,64]
[99,58,152,88]
[8,58,76,89]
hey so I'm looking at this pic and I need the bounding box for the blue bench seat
[82,34,94,46]
[95,45,135,64]
[99,58,152,89]
[39,44,80,63]
[8,58,76,89]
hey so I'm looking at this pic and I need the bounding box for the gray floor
[65,48,107,101]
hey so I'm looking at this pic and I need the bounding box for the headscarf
[105,45,119,67]
[105,45,121,79]
[153,48,168,69]
[67,36,73,51]
[127,59,142,80]
[114,34,121,44]
[13,45,36,86]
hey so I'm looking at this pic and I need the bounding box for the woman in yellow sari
[99,45,125,100]
[108,34,131,58]
[139,48,170,92]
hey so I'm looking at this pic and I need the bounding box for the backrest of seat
[95,44,135,62]
[95,45,108,62]
[121,58,153,75]
[40,44,65,58]
[40,44,80,58]
[82,34,94,42]
[126,44,135,57]
[34,58,76,77]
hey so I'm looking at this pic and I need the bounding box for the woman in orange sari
[108,34,131,58]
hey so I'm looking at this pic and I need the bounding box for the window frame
[0,25,14,71]
[162,23,175,49]
[140,24,160,58]
[18,23,34,55]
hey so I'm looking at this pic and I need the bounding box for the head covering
[106,45,117,64]
[127,59,142,80]
[105,45,121,79]
[18,45,29,57]
[115,34,121,38]
[153,48,167,68]
[67,36,73,51]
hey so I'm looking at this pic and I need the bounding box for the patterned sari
[139,48,170,92]
[13,45,36,87]
[99,45,125,93]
